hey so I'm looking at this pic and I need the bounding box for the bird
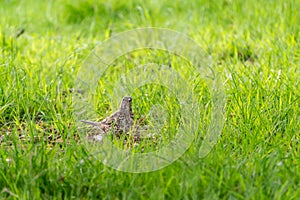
[81,96,160,151]
[81,96,134,137]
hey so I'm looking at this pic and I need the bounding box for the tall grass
[0,0,299,199]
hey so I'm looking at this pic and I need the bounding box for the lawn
[0,0,299,199]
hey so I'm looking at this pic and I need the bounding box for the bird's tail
[80,120,101,127]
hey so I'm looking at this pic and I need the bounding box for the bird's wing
[101,110,120,125]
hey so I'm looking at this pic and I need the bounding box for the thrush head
[120,96,132,112]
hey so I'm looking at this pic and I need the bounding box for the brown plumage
[81,96,134,136]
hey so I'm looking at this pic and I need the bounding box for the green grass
[0,0,299,199]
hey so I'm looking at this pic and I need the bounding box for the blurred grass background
[0,0,299,199]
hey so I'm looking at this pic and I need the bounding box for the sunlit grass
[0,0,299,199]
